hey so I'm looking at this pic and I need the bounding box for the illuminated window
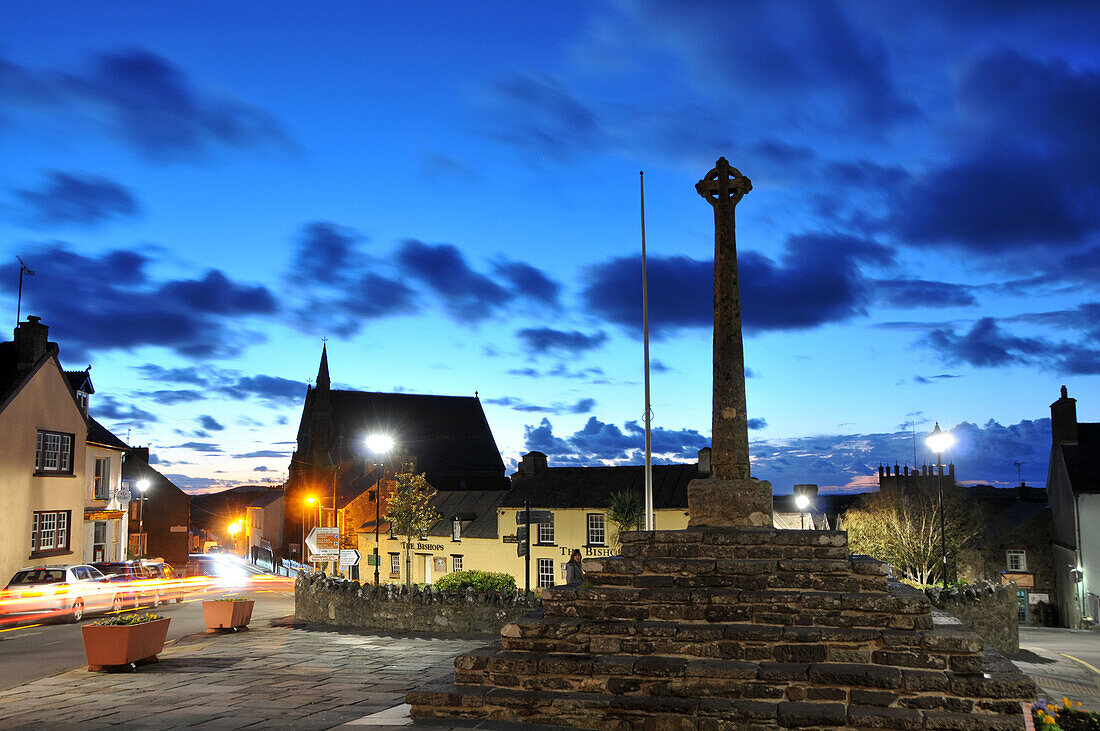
[389,553,400,576]
[1006,549,1027,572]
[93,457,110,500]
[35,431,73,474]
[453,555,463,572]
[538,558,554,588]
[587,513,606,546]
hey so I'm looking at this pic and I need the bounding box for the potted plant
[202,595,255,631]
[81,613,170,671]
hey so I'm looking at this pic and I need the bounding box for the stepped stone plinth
[407,527,1034,729]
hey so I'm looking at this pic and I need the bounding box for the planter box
[82,618,171,670]
[203,599,254,631]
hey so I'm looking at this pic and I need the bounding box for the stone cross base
[688,476,773,528]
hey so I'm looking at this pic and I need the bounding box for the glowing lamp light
[926,422,954,455]
[795,494,811,510]
[365,434,394,455]
[136,479,150,492]
[305,496,316,505]
[228,520,242,536]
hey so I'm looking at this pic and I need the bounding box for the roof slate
[501,463,699,510]
[87,417,128,450]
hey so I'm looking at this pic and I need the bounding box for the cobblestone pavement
[0,618,520,730]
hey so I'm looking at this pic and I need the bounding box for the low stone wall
[924,580,1019,654]
[294,572,541,635]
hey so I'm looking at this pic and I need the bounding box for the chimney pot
[13,316,50,369]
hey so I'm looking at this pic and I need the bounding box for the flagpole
[641,171,654,531]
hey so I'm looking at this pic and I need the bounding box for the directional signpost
[516,525,529,557]
[339,549,360,568]
[516,509,553,525]
[305,526,340,562]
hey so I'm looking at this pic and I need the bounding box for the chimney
[128,447,151,464]
[517,451,547,477]
[698,447,712,477]
[14,316,50,369]
[1051,385,1078,445]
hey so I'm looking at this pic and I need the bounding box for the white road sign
[305,527,340,557]
[339,549,361,567]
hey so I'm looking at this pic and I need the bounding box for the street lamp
[365,434,394,586]
[793,484,817,531]
[926,423,955,588]
[135,479,150,559]
[303,496,316,561]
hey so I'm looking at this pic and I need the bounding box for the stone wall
[294,572,541,635]
[925,580,1020,655]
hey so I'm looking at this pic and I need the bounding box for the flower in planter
[90,612,164,626]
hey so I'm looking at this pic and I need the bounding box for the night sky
[2,2,1097,494]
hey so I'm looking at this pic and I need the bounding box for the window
[452,555,463,572]
[389,553,400,576]
[1007,549,1027,572]
[452,518,461,541]
[35,431,73,474]
[538,513,555,544]
[538,558,555,588]
[30,510,70,553]
[587,513,606,545]
[92,521,107,562]
[93,457,110,500]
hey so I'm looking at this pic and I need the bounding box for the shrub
[433,570,516,594]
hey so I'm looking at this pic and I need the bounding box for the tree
[383,472,441,588]
[607,489,644,548]
[844,487,985,585]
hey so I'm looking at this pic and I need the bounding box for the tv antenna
[1015,461,1025,485]
[16,256,34,325]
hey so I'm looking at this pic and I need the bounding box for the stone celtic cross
[697,157,752,482]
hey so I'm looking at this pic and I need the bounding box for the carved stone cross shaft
[696,157,752,481]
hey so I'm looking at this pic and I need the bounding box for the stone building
[122,448,191,567]
[283,345,507,568]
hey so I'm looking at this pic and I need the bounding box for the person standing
[565,549,584,586]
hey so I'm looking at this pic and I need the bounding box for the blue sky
[2,2,1097,493]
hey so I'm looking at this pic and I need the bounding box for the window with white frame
[93,457,110,500]
[452,518,461,541]
[35,431,73,474]
[1006,549,1027,572]
[538,558,555,587]
[30,510,70,553]
[587,513,606,545]
[389,553,401,576]
[538,513,555,544]
[452,555,463,572]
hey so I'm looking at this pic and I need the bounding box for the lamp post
[135,479,150,559]
[228,519,242,557]
[926,423,955,589]
[303,496,316,562]
[365,434,394,586]
[793,484,817,531]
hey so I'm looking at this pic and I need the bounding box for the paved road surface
[1016,626,1100,711]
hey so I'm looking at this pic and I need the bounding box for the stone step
[619,527,851,550]
[408,677,1031,730]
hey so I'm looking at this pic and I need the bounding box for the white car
[0,565,121,623]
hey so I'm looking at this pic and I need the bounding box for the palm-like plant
[607,489,644,548]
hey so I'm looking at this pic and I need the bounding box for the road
[1017,626,1100,711]
[0,564,294,692]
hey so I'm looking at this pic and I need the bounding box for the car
[91,561,164,608]
[142,561,186,603]
[187,553,251,588]
[0,564,120,623]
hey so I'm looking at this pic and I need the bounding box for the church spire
[317,342,331,392]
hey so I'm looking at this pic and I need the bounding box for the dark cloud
[253,466,271,472]
[220,375,306,405]
[11,171,139,227]
[0,244,277,361]
[493,260,561,307]
[912,374,961,385]
[91,395,158,424]
[872,279,978,309]
[923,318,1046,368]
[198,415,224,432]
[485,396,596,415]
[395,240,511,322]
[651,360,672,374]
[747,418,768,431]
[287,222,361,286]
[516,328,608,357]
[487,74,604,159]
[232,450,289,459]
[170,442,222,452]
[0,49,290,159]
[507,368,540,378]
[523,416,708,464]
[581,234,893,337]
[894,52,1100,254]
[139,389,204,405]
[134,364,209,385]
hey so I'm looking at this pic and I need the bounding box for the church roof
[327,389,507,491]
[501,462,699,510]
[1061,423,1100,493]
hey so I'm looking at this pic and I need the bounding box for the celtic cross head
[696,157,752,207]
